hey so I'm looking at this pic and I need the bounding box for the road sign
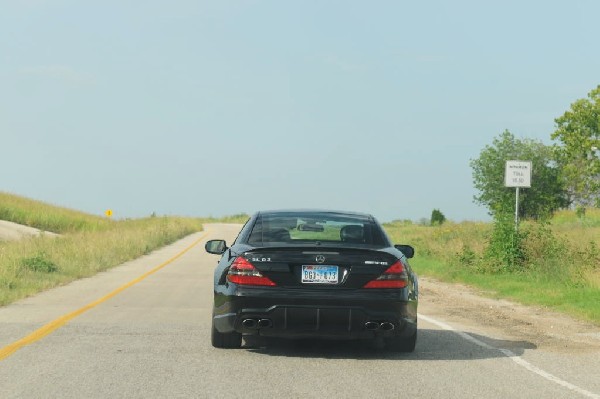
[505,160,532,231]
[505,160,532,188]
[105,209,113,218]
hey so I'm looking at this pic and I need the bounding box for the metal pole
[515,186,520,231]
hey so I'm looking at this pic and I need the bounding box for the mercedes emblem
[315,255,326,264]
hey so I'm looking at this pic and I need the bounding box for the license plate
[301,265,338,284]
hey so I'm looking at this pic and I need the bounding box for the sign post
[504,160,532,230]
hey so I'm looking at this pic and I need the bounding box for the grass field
[2,192,599,325]
[384,209,600,324]
[0,192,207,305]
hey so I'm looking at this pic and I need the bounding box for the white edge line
[418,313,600,399]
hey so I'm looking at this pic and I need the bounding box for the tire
[211,321,242,349]
[386,330,417,353]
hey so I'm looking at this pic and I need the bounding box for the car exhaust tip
[380,322,395,331]
[365,321,380,331]
[257,319,272,328]
[242,318,258,329]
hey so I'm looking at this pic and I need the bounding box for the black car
[205,210,418,352]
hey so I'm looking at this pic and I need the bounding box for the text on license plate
[302,265,339,284]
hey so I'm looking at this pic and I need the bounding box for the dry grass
[0,217,203,305]
[383,220,491,259]
[547,209,600,257]
[0,192,206,305]
[0,192,111,234]
[385,212,599,286]
[384,211,600,323]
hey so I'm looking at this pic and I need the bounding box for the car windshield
[247,211,388,246]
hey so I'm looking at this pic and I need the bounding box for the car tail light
[227,257,276,286]
[363,260,408,289]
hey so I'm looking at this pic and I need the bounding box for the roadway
[1,223,598,398]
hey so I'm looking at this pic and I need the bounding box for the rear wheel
[211,321,242,349]
[386,330,417,353]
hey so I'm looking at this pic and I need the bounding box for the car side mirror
[205,239,227,255]
[394,244,414,259]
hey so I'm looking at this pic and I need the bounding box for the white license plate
[301,265,338,284]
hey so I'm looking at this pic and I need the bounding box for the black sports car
[205,210,418,352]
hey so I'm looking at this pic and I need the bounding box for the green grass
[0,192,112,233]
[0,192,206,305]
[411,255,600,322]
[384,211,600,325]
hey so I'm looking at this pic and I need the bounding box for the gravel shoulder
[420,276,600,354]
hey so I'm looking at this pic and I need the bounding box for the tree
[430,209,446,225]
[551,85,600,208]
[470,130,569,219]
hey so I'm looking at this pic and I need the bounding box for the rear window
[247,211,388,247]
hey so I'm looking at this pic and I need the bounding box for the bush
[22,253,58,273]
[482,213,527,273]
[457,245,478,268]
[431,209,446,225]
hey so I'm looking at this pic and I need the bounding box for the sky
[1,0,599,222]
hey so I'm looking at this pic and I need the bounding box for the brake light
[227,257,276,286]
[363,260,408,289]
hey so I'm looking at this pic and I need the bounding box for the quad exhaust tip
[365,321,380,331]
[242,318,258,329]
[364,321,395,331]
[257,319,272,328]
[380,322,395,331]
[242,318,273,329]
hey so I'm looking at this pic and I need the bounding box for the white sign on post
[505,160,532,230]
[505,160,532,188]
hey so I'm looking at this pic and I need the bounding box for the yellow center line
[0,232,208,361]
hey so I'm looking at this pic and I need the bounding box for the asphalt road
[1,223,598,399]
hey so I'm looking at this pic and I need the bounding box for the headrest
[340,225,364,243]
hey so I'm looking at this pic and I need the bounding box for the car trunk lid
[240,247,399,289]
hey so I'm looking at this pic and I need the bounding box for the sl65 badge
[251,257,271,262]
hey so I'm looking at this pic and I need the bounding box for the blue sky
[1,0,598,222]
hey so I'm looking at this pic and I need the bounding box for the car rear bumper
[213,287,417,339]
